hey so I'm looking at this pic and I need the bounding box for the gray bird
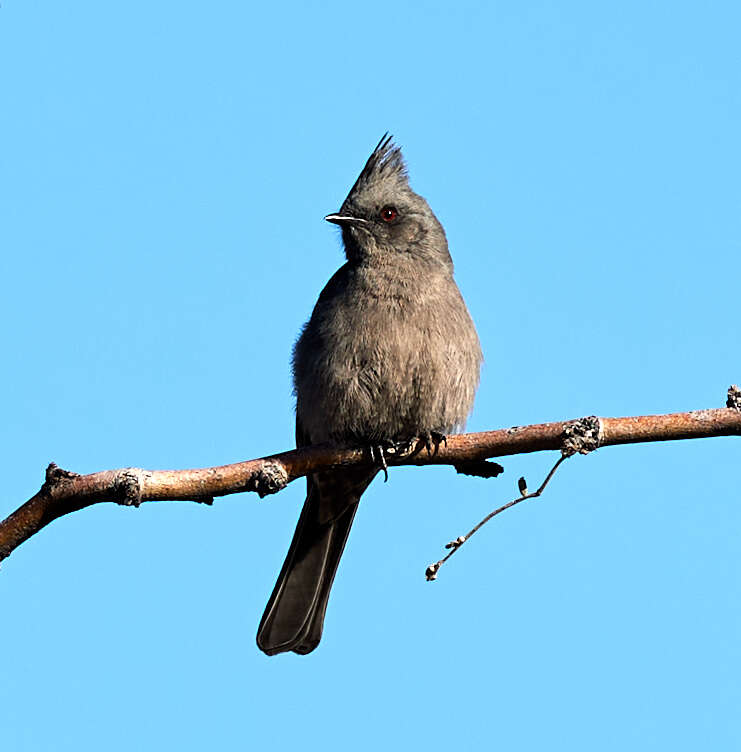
[257,135,482,655]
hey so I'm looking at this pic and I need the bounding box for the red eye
[380,206,398,222]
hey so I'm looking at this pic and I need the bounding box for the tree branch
[2,387,740,564]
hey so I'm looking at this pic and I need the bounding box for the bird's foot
[385,432,447,458]
[367,432,447,479]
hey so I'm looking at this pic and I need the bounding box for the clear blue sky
[2,2,740,750]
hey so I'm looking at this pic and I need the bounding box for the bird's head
[326,135,453,271]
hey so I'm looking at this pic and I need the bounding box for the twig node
[561,416,602,457]
[246,461,289,498]
[726,385,741,411]
[454,460,504,478]
[42,463,81,495]
[116,469,144,507]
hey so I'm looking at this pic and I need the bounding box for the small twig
[425,454,568,581]
[425,414,605,580]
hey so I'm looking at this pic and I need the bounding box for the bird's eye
[380,206,398,223]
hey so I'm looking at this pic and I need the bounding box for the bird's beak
[324,213,368,227]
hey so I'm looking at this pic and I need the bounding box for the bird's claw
[368,441,393,482]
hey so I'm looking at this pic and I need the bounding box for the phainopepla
[257,135,482,655]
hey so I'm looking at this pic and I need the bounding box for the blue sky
[2,1,740,750]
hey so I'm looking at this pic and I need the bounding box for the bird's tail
[257,469,375,656]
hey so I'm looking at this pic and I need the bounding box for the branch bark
[2,393,740,564]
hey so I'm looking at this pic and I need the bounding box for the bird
[257,135,482,655]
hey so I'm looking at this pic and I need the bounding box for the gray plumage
[257,135,482,656]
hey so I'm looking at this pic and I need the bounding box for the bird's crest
[346,133,408,199]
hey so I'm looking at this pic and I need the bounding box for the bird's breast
[295,268,481,445]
